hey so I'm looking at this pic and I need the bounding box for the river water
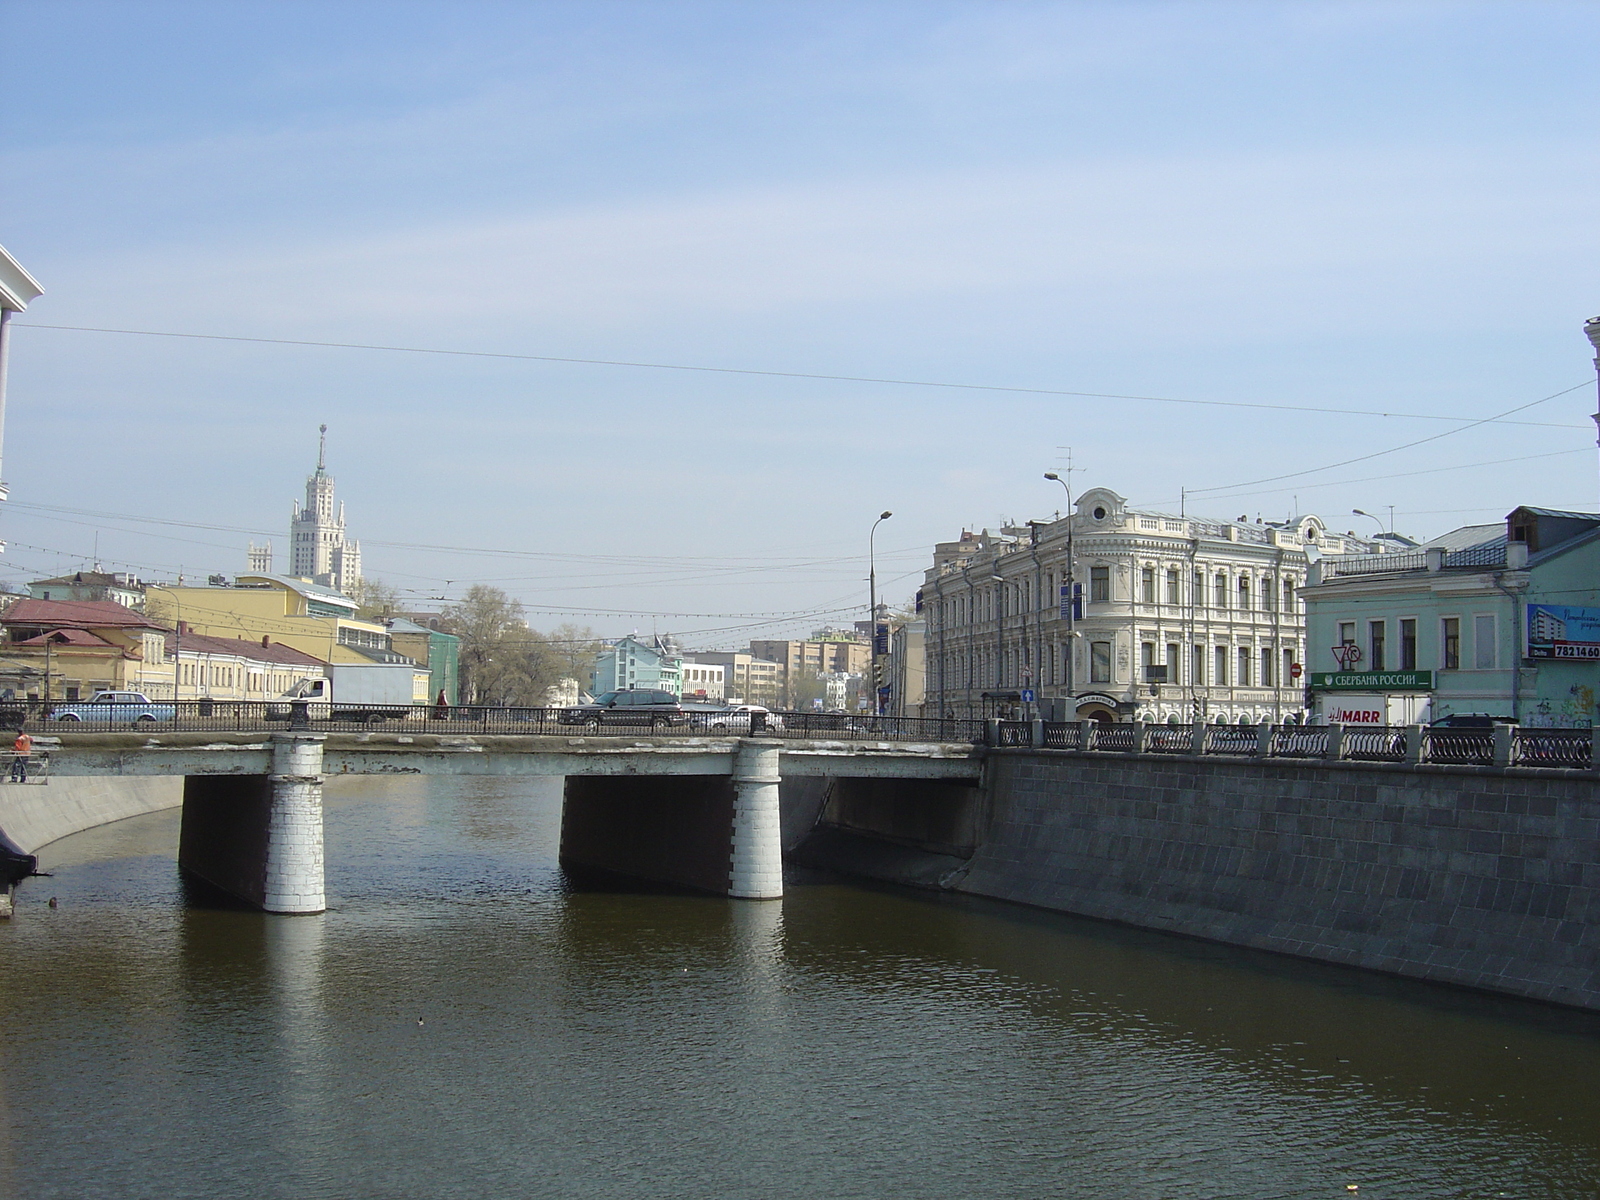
[1,775,1597,1199]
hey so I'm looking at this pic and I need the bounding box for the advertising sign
[1316,693,1432,726]
[1309,670,1433,690]
[1322,695,1387,725]
[1526,604,1600,660]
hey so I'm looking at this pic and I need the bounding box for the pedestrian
[10,731,32,783]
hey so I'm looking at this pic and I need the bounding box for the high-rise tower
[289,425,362,594]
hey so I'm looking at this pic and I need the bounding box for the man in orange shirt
[10,731,32,783]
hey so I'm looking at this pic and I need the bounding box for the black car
[559,690,688,730]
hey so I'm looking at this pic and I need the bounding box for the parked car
[697,704,784,732]
[559,690,688,730]
[51,691,176,723]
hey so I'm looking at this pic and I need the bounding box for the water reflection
[0,776,1595,1200]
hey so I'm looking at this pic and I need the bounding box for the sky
[1,0,1597,646]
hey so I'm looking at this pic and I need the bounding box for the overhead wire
[15,321,1587,429]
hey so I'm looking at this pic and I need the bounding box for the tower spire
[317,423,328,472]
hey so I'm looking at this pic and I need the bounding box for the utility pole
[868,511,892,716]
[1586,316,1600,508]
[1045,471,1076,717]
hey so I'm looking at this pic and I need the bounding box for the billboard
[1526,604,1600,660]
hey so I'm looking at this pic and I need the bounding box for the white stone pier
[729,739,784,899]
[264,734,326,914]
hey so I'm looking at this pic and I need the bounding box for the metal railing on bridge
[7,700,983,745]
[1004,719,1597,771]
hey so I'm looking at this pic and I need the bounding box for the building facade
[679,662,725,702]
[591,636,684,696]
[921,486,1388,724]
[145,574,396,667]
[1302,507,1600,727]
[0,598,172,699]
[29,571,146,610]
[683,651,780,706]
[748,636,870,708]
[289,425,361,594]
[386,617,461,705]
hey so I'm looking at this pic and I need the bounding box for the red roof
[163,632,325,668]
[1,598,166,631]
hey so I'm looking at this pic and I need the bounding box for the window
[1214,645,1228,686]
[1167,643,1181,684]
[1214,574,1228,609]
[1192,644,1205,685]
[1338,621,1356,648]
[1283,579,1296,613]
[1369,621,1386,671]
[1090,641,1112,683]
[1166,569,1180,605]
[1474,614,1497,669]
[1442,618,1460,670]
[1193,569,1205,608]
[1141,641,1155,680]
[1238,646,1251,686]
[1400,619,1417,670]
[1261,648,1273,687]
[1283,648,1295,684]
[1090,566,1110,604]
[1239,576,1251,610]
[1142,567,1156,604]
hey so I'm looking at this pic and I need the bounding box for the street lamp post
[1352,507,1393,538]
[868,510,892,716]
[1044,472,1075,717]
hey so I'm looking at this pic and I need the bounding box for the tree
[443,585,533,705]
[348,576,401,621]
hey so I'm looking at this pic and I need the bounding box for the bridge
[25,715,984,914]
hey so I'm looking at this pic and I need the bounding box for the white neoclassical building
[920,486,1392,725]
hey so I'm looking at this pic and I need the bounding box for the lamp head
[1044,472,1059,481]
[879,510,893,520]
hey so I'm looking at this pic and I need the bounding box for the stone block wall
[960,752,1600,1010]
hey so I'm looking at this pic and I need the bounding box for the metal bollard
[985,718,1001,747]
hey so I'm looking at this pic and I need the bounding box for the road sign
[1020,689,1035,703]
[1289,662,1303,679]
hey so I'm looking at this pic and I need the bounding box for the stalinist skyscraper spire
[289,424,362,593]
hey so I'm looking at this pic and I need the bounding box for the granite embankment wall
[803,752,1600,1011]
[0,776,183,856]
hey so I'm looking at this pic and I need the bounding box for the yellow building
[146,574,393,666]
[0,598,173,700]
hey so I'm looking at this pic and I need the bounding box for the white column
[265,733,326,914]
[729,738,783,900]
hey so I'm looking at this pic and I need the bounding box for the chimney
[1425,548,1444,572]
[177,620,190,636]
[1506,541,1529,570]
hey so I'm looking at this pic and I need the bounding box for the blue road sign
[1020,689,1035,703]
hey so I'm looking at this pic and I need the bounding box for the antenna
[317,424,328,472]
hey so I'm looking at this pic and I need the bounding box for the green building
[1302,507,1600,727]
[386,617,461,705]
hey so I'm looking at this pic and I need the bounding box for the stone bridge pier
[179,733,327,914]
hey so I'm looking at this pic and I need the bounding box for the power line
[15,321,1587,429]
[1185,380,1593,497]
[1147,447,1589,508]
